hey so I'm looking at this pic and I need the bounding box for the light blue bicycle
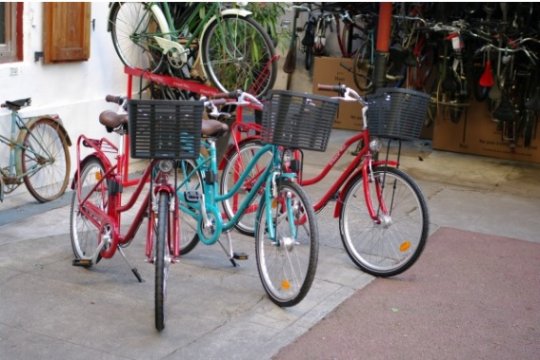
[176,90,338,306]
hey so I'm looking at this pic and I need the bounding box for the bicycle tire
[177,160,201,255]
[109,2,166,73]
[304,46,314,71]
[352,41,374,93]
[255,180,319,307]
[339,166,429,277]
[155,191,170,332]
[220,140,272,236]
[523,109,536,148]
[70,157,107,265]
[22,118,70,203]
[201,14,277,98]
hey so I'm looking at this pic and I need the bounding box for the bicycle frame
[74,134,180,263]
[178,138,289,245]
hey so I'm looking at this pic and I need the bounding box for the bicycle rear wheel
[154,191,170,332]
[201,15,277,97]
[21,118,70,202]
[339,166,428,277]
[70,157,107,265]
[255,180,318,307]
[109,2,165,73]
[220,140,272,236]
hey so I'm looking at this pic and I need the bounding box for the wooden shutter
[43,2,90,63]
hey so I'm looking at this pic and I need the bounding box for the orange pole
[374,2,393,89]
[376,2,393,52]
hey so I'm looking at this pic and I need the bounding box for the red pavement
[274,227,540,360]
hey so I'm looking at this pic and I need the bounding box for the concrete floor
[1,128,539,359]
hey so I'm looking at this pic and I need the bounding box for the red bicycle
[69,95,224,331]
[221,85,430,277]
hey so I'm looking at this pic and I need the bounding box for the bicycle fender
[70,153,113,190]
[15,116,72,176]
[199,8,252,61]
[16,115,72,147]
[201,9,252,40]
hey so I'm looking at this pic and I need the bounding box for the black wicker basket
[261,90,339,152]
[128,99,203,160]
[366,88,430,140]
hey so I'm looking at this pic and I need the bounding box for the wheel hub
[281,236,296,252]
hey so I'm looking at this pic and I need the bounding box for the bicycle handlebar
[208,90,264,111]
[105,95,126,105]
[476,42,538,64]
[317,84,366,106]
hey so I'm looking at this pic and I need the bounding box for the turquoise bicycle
[175,90,339,306]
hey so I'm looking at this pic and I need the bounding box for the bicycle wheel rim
[22,119,70,202]
[353,44,374,93]
[70,158,107,262]
[255,181,318,307]
[339,168,428,277]
[110,2,165,73]
[202,15,277,97]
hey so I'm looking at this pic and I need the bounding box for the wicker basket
[261,90,339,152]
[128,99,203,159]
[366,88,430,140]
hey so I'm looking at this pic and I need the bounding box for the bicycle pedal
[72,259,93,268]
[233,252,249,261]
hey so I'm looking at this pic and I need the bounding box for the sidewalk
[1,129,539,359]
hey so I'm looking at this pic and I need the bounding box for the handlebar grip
[317,84,343,92]
[105,95,125,105]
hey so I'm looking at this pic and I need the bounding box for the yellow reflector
[272,199,278,209]
[281,279,291,290]
[400,241,411,252]
[95,172,102,181]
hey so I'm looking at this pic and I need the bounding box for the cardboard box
[312,57,363,131]
[432,98,540,164]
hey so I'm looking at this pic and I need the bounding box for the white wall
[0,2,127,175]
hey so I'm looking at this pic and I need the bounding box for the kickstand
[117,246,143,282]
[217,230,249,267]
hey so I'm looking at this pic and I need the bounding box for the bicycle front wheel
[201,15,277,97]
[22,118,70,203]
[154,191,170,332]
[339,166,429,277]
[177,160,201,255]
[109,2,165,73]
[70,157,107,264]
[220,140,272,236]
[255,180,318,307]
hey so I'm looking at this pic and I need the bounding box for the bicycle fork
[363,159,393,227]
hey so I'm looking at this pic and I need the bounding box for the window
[0,2,22,63]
